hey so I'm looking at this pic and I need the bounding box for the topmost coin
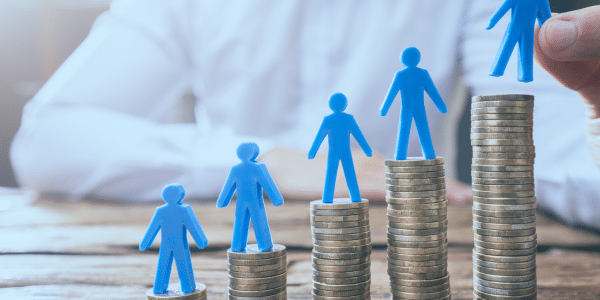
[227,244,286,260]
[472,94,533,102]
[310,198,369,210]
[385,157,444,167]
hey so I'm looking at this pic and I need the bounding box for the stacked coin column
[227,244,288,300]
[310,198,372,300]
[384,158,451,300]
[470,94,537,300]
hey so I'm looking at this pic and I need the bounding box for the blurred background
[1,0,599,188]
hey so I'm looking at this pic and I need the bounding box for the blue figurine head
[329,93,348,112]
[162,184,185,204]
[401,47,421,68]
[237,142,259,162]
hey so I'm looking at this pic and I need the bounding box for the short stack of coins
[471,94,537,300]
[227,244,287,300]
[310,198,372,300]
[384,158,451,300]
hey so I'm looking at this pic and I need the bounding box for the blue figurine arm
[423,71,447,113]
[486,0,517,30]
[537,0,552,26]
[308,120,328,159]
[258,163,284,207]
[140,209,161,251]
[380,73,401,116]
[184,206,209,249]
[216,172,236,208]
[349,117,372,157]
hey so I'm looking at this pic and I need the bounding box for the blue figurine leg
[341,155,361,203]
[154,249,174,294]
[395,110,413,160]
[414,107,436,159]
[489,27,520,77]
[173,241,196,293]
[517,29,534,82]
[231,207,251,252]
[323,155,340,203]
[249,206,274,252]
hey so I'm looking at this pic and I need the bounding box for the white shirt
[11,0,600,228]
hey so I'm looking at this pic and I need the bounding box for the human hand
[535,6,600,165]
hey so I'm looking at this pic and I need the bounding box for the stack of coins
[146,283,207,300]
[384,158,451,300]
[227,244,287,300]
[310,198,372,300]
[471,94,537,300]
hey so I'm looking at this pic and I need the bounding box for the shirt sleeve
[462,0,600,229]
[10,0,272,202]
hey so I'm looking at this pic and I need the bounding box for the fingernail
[544,20,577,53]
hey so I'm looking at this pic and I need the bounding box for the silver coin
[471,171,534,180]
[473,214,536,224]
[472,197,536,205]
[472,183,534,192]
[472,120,533,127]
[311,219,369,229]
[388,244,447,255]
[228,285,286,297]
[473,257,536,269]
[388,220,448,230]
[471,177,534,185]
[471,100,534,108]
[313,273,370,285]
[473,269,536,283]
[474,264,536,277]
[311,207,369,216]
[312,255,370,266]
[473,289,536,300]
[387,201,447,211]
[387,214,447,223]
[473,202,536,211]
[474,239,536,250]
[386,177,445,186]
[472,151,535,159]
[388,238,447,248]
[386,196,446,205]
[387,232,447,242]
[386,165,445,173]
[474,276,536,290]
[313,232,371,241]
[228,256,286,266]
[386,183,445,192]
[471,114,532,121]
[472,190,535,198]
[471,145,535,153]
[312,250,370,260]
[390,287,450,299]
[229,280,285,291]
[313,244,372,254]
[475,283,536,297]
[471,139,534,146]
[473,250,536,263]
[387,269,448,281]
[313,237,371,247]
[388,226,447,236]
[312,268,370,278]
[474,233,536,244]
[227,244,286,260]
[228,261,287,273]
[472,207,536,218]
[388,263,447,275]
[311,290,369,300]
[313,262,371,272]
[473,220,536,231]
[389,272,449,287]
[387,251,447,262]
[228,290,286,300]
[147,283,206,300]
[472,94,534,102]
[386,207,447,217]
[385,157,444,166]
[310,198,369,210]
[312,288,370,298]
[472,107,534,114]
[386,189,447,198]
[388,256,447,268]
[228,273,286,286]
[311,225,370,235]
[473,227,536,237]
[472,165,534,172]
[390,281,449,293]
[473,244,536,256]
[312,279,371,291]
[385,171,445,179]
[470,133,533,140]
[311,213,369,222]
[228,268,286,279]
[472,158,534,166]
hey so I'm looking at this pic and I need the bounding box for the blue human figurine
[380,47,447,161]
[308,93,372,204]
[217,142,284,253]
[487,0,552,82]
[140,184,209,295]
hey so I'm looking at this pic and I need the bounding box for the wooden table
[1,189,599,299]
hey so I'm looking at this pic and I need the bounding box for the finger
[538,6,600,61]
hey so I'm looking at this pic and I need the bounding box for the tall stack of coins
[227,244,287,300]
[310,198,372,300]
[471,94,537,300]
[384,158,451,300]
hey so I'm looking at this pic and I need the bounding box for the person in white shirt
[10,0,600,229]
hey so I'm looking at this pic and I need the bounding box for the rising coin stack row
[385,158,451,300]
[227,244,287,300]
[471,94,537,300]
[310,198,372,300]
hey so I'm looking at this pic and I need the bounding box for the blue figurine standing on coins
[487,0,552,82]
[380,47,447,161]
[217,142,284,252]
[140,184,209,295]
[308,93,372,204]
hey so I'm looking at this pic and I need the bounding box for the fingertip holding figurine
[486,0,552,82]
[308,93,372,204]
[380,47,447,161]
[216,142,284,253]
[140,184,209,295]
